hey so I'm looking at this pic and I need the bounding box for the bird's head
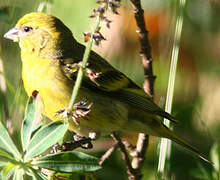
[4,12,76,58]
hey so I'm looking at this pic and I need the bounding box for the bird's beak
[4,27,19,42]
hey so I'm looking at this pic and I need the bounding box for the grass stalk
[68,16,101,111]
[157,0,186,175]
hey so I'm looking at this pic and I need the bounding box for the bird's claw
[64,62,87,74]
[73,134,93,149]
[72,100,93,125]
[74,62,102,86]
[64,62,102,85]
[85,68,102,86]
[55,99,93,126]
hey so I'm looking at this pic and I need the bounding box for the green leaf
[24,121,68,161]
[0,148,14,161]
[21,92,44,151]
[0,148,18,165]
[0,121,21,159]
[210,143,220,173]
[56,172,95,180]
[1,162,16,180]
[13,168,24,180]
[28,168,48,180]
[32,151,102,173]
[0,162,6,167]
[32,171,48,180]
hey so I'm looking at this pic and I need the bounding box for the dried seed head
[108,0,121,14]
[83,32,91,42]
[93,32,106,46]
[103,17,112,28]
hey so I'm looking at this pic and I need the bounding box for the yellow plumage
[4,12,209,162]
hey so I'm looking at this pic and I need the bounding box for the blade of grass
[157,0,186,175]
[67,15,101,112]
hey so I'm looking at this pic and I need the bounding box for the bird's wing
[87,51,141,91]
[60,49,176,122]
[114,88,177,122]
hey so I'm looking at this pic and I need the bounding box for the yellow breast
[21,53,73,121]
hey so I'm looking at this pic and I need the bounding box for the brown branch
[96,1,155,179]
[131,134,149,171]
[129,0,156,178]
[99,143,118,166]
[111,132,139,180]
[122,140,136,155]
[130,0,156,97]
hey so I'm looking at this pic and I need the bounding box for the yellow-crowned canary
[4,12,209,162]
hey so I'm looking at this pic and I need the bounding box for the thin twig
[129,0,156,176]
[111,132,138,180]
[131,134,149,170]
[99,143,118,165]
[130,0,156,97]
[122,140,136,155]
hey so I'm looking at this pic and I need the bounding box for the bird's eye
[23,26,33,32]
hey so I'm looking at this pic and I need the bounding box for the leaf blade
[24,121,68,161]
[1,162,16,180]
[13,168,24,180]
[0,121,21,159]
[32,151,102,173]
[21,92,43,151]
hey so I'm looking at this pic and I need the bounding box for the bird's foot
[60,135,93,151]
[64,61,102,85]
[51,143,62,153]
[55,99,93,126]
[85,68,102,86]
[51,131,99,152]
[64,62,86,74]
[72,134,93,149]
[51,136,93,153]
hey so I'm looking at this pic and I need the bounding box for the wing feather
[60,47,176,122]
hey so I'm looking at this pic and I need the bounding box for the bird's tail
[160,124,211,164]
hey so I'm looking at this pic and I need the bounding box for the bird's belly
[22,59,73,121]
[22,59,128,136]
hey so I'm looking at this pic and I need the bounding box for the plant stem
[68,16,101,111]
[157,0,186,175]
[130,1,155,178]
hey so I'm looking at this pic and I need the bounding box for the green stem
[157,0,186,175]
[68,16,101,111]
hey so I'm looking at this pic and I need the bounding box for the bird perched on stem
[4,12,210,163]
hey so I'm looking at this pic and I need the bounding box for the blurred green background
[0,0,220,179]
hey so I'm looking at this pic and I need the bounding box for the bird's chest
[21,56,73,120]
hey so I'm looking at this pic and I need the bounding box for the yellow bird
[4,12,209,162]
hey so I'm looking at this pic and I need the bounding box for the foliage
[0,92,101,179]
